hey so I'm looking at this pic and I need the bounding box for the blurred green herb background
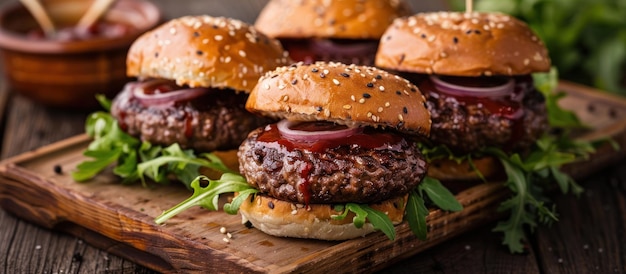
[448,0,626,96]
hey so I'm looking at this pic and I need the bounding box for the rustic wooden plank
[0,81,624,273]
[534,163,626,273]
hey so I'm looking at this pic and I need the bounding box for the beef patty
[407,74,548,154]
[111,80,271,152]
[238,124,428,204]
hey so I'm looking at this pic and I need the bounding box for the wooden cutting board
[0,81,625,273]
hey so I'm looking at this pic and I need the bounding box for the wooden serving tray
[1,81,625,273]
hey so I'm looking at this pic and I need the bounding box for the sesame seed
[375,74,382,80]
[303,74,309,80]
[264,83,270,90]
[220,227,227,234]
[377,107,384,113]
[363,93,371,98]
[324,109,331,117]
[350,95,356,101]
[238,50,246,57]
[366,82,374,88]
[291,210,297,215]
[332,79,340,85]
[379,86,385,91]
[320,73,326,78]
[453,37,458,44]
[323,69,330,75]
[193,31,200,37]
[367,112,372,118]
[227,232,232,239]
[316,106,323,112]
[278,84,286,90]
[396,90,401,95]
[398,114,404,121]
[403,107,408,113]
[341,72,350,77]
[169,27,177,34]
[343,105,352,110]
[214,35,223,41]
[281,95,289,101]
[196,50,203,55]
[291,79,298,85]
[223,238,230,243]
[312,68,319,72]
[385,102,390,107]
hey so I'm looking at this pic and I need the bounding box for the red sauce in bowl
[26,21,134,41]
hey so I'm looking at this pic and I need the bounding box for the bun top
[254,0,411,39]
[126,16,292,93]
[246,61,431,136]
[375,12,551,76]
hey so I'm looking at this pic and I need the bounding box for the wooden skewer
[466,0,473,13]
[19,0,56,37]
[76,0,117,30]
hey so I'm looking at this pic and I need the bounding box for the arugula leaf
[331,203,397,240]
[154,174,254,224]
[406,190,429,240]
[419,177,464,212]
[360,205,396,241]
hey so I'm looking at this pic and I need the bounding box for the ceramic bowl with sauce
[0,0,161,109]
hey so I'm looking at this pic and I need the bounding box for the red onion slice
[276,120,362,142]
[132,79,210,106]
[430,75,514,97]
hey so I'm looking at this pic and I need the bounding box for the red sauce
[27,21,133,41]
[256,123,405,153]
[299,162,313,207]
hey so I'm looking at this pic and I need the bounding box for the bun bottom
[427,156,501,181]
[239,194,407,241]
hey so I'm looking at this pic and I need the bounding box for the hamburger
[110,15,293,153]
[375,11,551,181]
[254,0,411,66]
[235,61,432,240]
[374,12,595,253]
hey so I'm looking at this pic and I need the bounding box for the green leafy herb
[406,190,429,240]
[155,174,255,224]
[332,203,397,240]
[72,97,235,188]
[405,177,464,241]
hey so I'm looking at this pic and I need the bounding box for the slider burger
[375,12,551,181]
[236,61,431,240]
[110,15,292,152]
[254,0,411,66]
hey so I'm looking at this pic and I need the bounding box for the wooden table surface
[0,0,625,273]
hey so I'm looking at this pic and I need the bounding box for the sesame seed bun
[375,12,551,76]
[245,61,431,136]
[239,194,407,241]
[126,15,292,93]
[254,0,412,39]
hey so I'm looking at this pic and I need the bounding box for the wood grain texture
[0,81,625,273]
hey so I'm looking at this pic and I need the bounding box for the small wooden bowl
[0,0,161,109]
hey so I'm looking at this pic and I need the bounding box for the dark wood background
[0,0,624,273]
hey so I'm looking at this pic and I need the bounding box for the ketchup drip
[298,162,313,208]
